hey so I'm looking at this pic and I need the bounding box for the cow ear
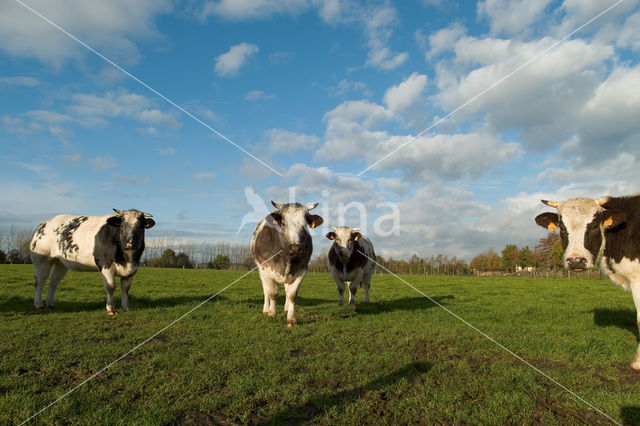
[352,232,361,241]
[107,216,122,227]
[602,210,626,231]
[144,218,156,229]
[267,212,283,227]
[326,232,336,240]
[535,212,559,231]
[307,214,324,229]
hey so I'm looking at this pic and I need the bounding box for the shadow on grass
[593,308,638,340]
[621,406,640,425]
[355,295,454,315]
[264,361,432,424]
[0,294,229,314]
[241,296,330,308]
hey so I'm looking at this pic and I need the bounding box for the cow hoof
[631,361,640,370]
[121,307,130,311]
[349,302,356,309]
[34,304,44,310]
[338,301,344,306]
[267,311,276,318]
[106,310,116,316]
[287,320,297,327]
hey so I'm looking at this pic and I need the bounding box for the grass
[1,264,640,425]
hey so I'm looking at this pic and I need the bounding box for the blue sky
[1,0,640,260]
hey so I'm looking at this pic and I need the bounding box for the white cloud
[201,0,309,21]
[158,147,176,156]
[266,128,320,152]
[383,72,427,113]
[92,156,118,170]
[616,12,640,52]
[0,76,41,86]
[363,4,408,70]
[329,79,370,97]
[214,42,259,77]
[245,90,276,101]
[477,0,553,36]
[194,172,217,181]
[426,23,467,58]
[0,0,172,68]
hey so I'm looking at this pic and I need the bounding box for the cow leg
[284,274,305,327]
[362,270,373,303]
[259,270,278,317]
[331,269,346,306]
[630,281,640,370]
[100,269,117,315]
[45,261,67,309]
[32,256,52,310]
[348,270,364,307]
[120,275,135,311]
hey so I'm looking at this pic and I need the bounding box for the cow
[326,226,375,307]
[535,195,640,369]
[251,201,323,327]
[29,209,155,315]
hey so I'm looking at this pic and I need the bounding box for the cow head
[326,225,362,263]
[535,197,626,270]
[107,209,155,252]
[267,201,323,255]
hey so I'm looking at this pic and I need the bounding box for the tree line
[0,225,576,277]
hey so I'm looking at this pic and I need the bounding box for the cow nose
[566,256,587,270]
[340,249,349,258]
[289,243,302,254]
[124,240,134,249]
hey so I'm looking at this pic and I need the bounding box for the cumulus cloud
[0,0,172,68]
[477,0,553,36]
[201,0,309,21]
[214,42,259,77]
[383,72,428,113]
[363,4,408,70]
[266,128,320,152]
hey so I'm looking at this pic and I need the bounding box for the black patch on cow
[328,239,368,273]
[252,222,312,278]
[55,216,88,256]
[600,195,640,264]
[93,215,146,271]
[30,222,47,250]
[583,214,602,262]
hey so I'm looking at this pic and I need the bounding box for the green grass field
[1,264,640,425]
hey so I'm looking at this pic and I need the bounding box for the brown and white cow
[535,195,640,369]
[326,226,375,307]
[30,209,155,314]
[251,201,323,327]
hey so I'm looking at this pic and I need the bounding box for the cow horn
[307,202,319,211]
[143,212,153,217]
[271,201,283,210]
[595,196,611,206]
[352,227,360,232]
[330,225,338,231]
[113,208,123,214]
[541,200,560,208]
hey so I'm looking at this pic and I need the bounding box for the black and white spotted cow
[535,195,640,369]
[251,201,323,327]
[29,209,155,315]
[326,226,375,307]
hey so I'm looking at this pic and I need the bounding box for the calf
[326,226,375,306]
[535,195,640,369]
[30,209,155,315]
[251,201,323,326]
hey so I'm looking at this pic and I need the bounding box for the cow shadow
[0,294,229,314]
[241,296,330,308]
[263,361,432,424]
[621,406,640,425]
[593,308,639,341]
[355,295,454,315]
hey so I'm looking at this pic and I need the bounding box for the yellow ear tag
[354,235,360,241]
[548,223,557,231]
[310,222,317,229]
[604,217,613,227]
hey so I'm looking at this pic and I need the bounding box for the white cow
[30,209,155,314]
